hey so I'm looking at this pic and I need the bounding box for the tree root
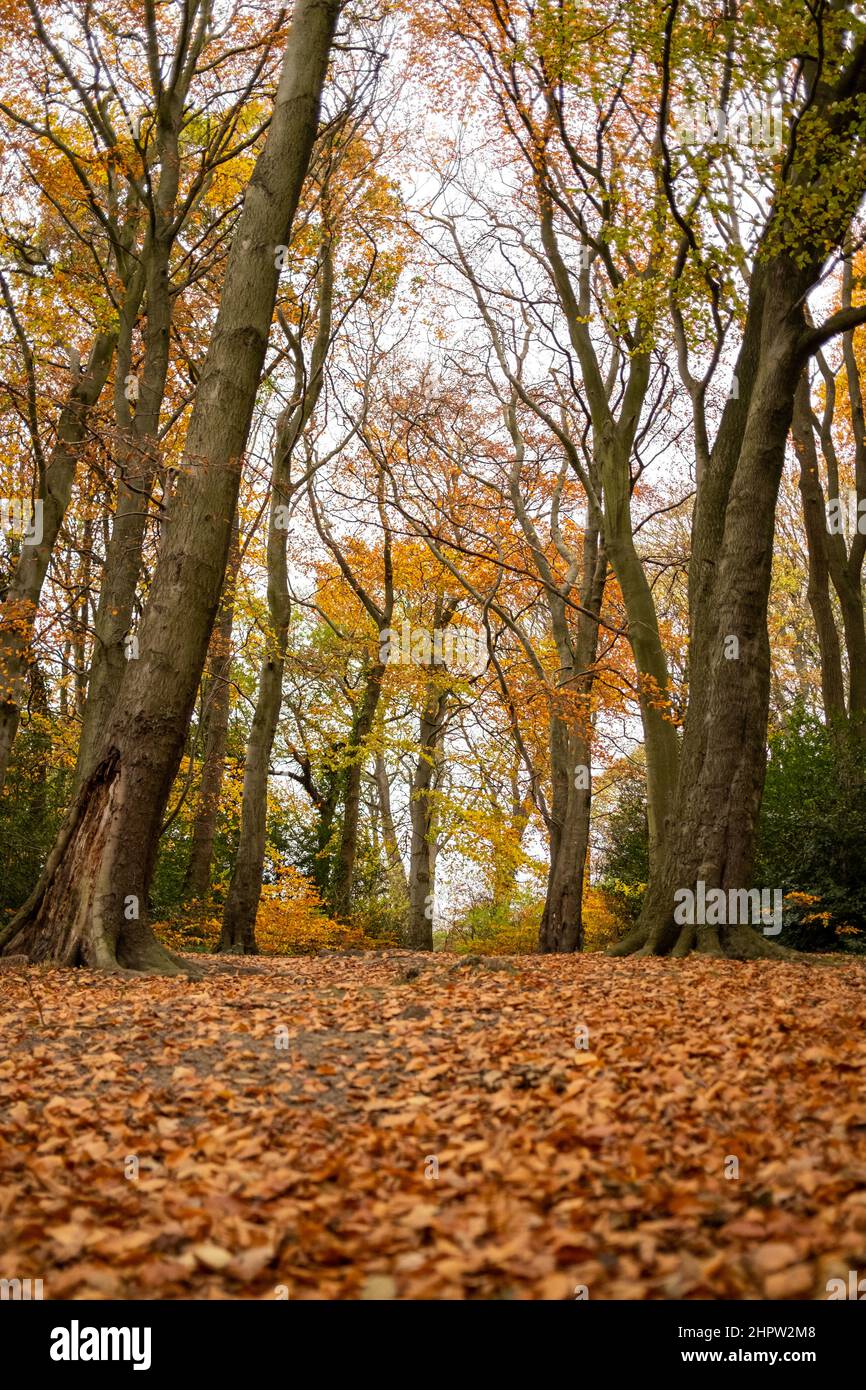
[117,930,202,978]
[609,919,806,961]
[607,925,649,956]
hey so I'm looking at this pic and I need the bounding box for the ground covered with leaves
[2,951,866,1300]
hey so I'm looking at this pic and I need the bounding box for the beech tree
[0,0,289,793]
[219,73,400,950]
[0,0,342,971]
[415,0,683,880]
[616,0,866,957]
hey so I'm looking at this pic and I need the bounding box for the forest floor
[2,949,866,1300]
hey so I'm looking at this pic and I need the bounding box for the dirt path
[2,950,865,1299]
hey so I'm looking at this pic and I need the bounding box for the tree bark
[329,657,387,919]
[616,292,856,957]
[75,71,196,785]
[218,653,279,954]
[537,200,680,874]
[613,36,866,960]
[219,231,333,952]
[791,373,847,721]
[599,443,681,870]
[832,278,866,723]
[374,752,408,902]
[183,516,239,900]
[538,524,607,952]
[407,681,449,949]
[0,0,341,971]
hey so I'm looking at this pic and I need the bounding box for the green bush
[756,710,866,952]
[596,773,649,925]
[0,720,68,918]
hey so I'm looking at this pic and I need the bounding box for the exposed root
[4,931,201,978]
[670,923,695,957]
[117,928,202,977]
[0,954,31,971]
[696,924,724,956]
[607,924,649,956]
[720,925,803,961]
[610,919,814,961]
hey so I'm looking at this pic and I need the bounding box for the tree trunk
[219,653,281,954]
[407,683,449,948]
[374,752,408,901]
[599,438,680,873]
[0,0,341,971]
[615,30,866,960]
[329,658,387,919]
[791,374,847,721]
[613,259,823,959]
[538,525,607,951]
[75,94,187,786]
[831,298,866,724]
[537,717,593,952]
[218,484,289,956]
[536,198,679,875]
[219,229,333,953]
[0,331,116,793]
[183,517,239,900]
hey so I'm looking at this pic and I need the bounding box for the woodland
[2,0,866,1306]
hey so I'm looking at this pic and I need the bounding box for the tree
[791,258,866,729]
[219,78,399,950]
[182,513,239,901]
[218,222,333,951]
[415,0,683,877]
[0,0,342,971]
[617,1,866,958]
[0,326,115,790]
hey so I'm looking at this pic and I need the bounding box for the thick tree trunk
[615,27,866,960]
[75,96,186,785]
[537,718,593,952]
[0,0,341,971]
[0,332,116,793]
[613,258,822,959]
